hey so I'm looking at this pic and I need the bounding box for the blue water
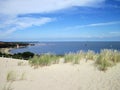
[10,42,120,55]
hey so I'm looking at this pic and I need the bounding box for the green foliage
[0,51,34,60]
[0,42,29,48]
[0,52,2,57]
[12,53,22,59]
[0,52,12,58]
[21,52,34,60]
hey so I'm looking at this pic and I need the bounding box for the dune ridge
[0,57,120,90]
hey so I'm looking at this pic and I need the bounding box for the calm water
[10,42,120,55]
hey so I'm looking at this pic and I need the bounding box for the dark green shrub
[21,52,34,60]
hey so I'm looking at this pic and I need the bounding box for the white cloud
[0,16,53,37]
[0,0,105,38]
[0,0,105,15]
[65,21,120,30]
[110,31,120,34]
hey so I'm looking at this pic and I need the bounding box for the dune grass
[86,50,95,60]
[6,71,27,82]
[64,51,86,64]
[29,54,60,68]
[29,49,120,71]
[7,71,17,82]
[95,49,120,71]
[5,71,26,90]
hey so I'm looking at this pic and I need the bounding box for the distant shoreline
[0,41,34,54]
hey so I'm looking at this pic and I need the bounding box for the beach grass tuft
[29,49,120,71]
[20,72,26,80]
[29,54,60,67]
[95,49,120,71]
[7,71,17,82]
[64,51,86,64]
[86,50,95,60]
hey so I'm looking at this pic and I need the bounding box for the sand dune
[0,57,120,90]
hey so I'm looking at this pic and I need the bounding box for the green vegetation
[64,53,80,64]
[64,53,75,63]
[0,41,29,48]
[95,49,120,71]
[0,52,34,60]
[12,52,34,60]
[28,49,120,71]
[0,48,120,71]
[29,54,60,68]
[0,52,2,57]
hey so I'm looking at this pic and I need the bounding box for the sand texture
[0,57,120,90]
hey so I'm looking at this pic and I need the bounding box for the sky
[0,0,120,41]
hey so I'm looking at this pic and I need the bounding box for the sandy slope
[0,57,120,90]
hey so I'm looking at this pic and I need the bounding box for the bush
[12,53,22,59]
[21,52,34,60]
[0,52,2,57]
[12,52,34,60]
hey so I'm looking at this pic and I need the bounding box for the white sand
[0,57,120,90]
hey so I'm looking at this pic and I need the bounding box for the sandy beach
[0,57,120,90]
[0,48,12,54]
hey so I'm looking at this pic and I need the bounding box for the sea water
[10,42,120,55]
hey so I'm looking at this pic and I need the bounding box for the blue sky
[0,0,120,41]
